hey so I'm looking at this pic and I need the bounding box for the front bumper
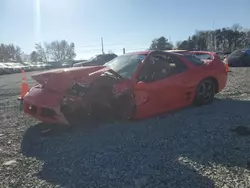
[23,86,69,125]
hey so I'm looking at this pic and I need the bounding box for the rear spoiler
[184,51,230,72]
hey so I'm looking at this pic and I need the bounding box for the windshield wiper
[105,69,124,80]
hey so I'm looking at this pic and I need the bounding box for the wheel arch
[201,76,219,94]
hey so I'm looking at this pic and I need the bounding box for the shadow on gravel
[21,98,250,188]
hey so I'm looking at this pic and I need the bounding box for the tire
[193,79,215,106]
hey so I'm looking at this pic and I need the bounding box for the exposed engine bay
[60,70,136,125]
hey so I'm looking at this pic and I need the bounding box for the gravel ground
[0,68,250,188]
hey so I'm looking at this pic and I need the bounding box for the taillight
[225,61,229,72]
[223,56,228,63]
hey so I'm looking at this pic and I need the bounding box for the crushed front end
[23,69,136,126]
[23,84,69,124]
[60,71,136,125]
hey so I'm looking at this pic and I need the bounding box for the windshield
[104,54,147,79]
[88,55,99,61]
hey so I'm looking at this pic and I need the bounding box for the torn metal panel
[60,72,136,125]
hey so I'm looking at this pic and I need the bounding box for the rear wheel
[193,79,215,106]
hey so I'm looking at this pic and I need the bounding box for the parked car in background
[225,49,250,67]
[27,63,38,71]
[36,63,47,70]
[21,62,33,71]
[14,63,31,72]
[44,63,52,69]
[4,63,19,73]
[0,66,4,75]
[216,52,231,60]
[0,63,15,74]
[73,53,117,67]
[62,62,71,68]
[72,60,87,67]
[0,65,3,75]
[36,63,52,70]
[24,63,38,71]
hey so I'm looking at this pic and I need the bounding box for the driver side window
[138,53,187,82]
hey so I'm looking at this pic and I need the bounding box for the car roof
[97,53,117,56]
[229,49,245,56]
[125,50,188,57]
[165,50,188,53]
[125,50,153,55]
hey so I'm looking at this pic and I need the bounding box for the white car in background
[36,63,44,70]
[29,63,39,71]
[42,63,52,69]
[36,63,51,70]
[0,63,15,74]
[27,62,43,70]
[0,64,5,75]
[15,63,30,72]
[62,62,71,68]
[21,62,33,71]
[5,63,22,73]
[0,66,3,75]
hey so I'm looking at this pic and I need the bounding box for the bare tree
[0,44,23,62]
[30,51,38,62]
[35,43,48,62]
[45,40,76,62]
[14,46,22,62]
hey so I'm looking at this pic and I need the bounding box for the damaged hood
[31,66,109,92]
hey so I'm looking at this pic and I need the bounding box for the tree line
[0,40,76,63]
[1,24,249,63]
[31,40,76,62]
[0,44,22,62]
[149,24,250,52]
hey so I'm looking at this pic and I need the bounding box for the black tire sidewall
[194,79,215,106]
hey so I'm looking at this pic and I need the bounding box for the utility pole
[123,48,126,54]
[101,37,104,54]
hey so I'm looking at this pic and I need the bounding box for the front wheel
[193,79,215,106]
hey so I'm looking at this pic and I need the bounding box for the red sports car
[23,50,228,125]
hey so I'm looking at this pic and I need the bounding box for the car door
[152,53,189,110]
[134,52,188,118]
